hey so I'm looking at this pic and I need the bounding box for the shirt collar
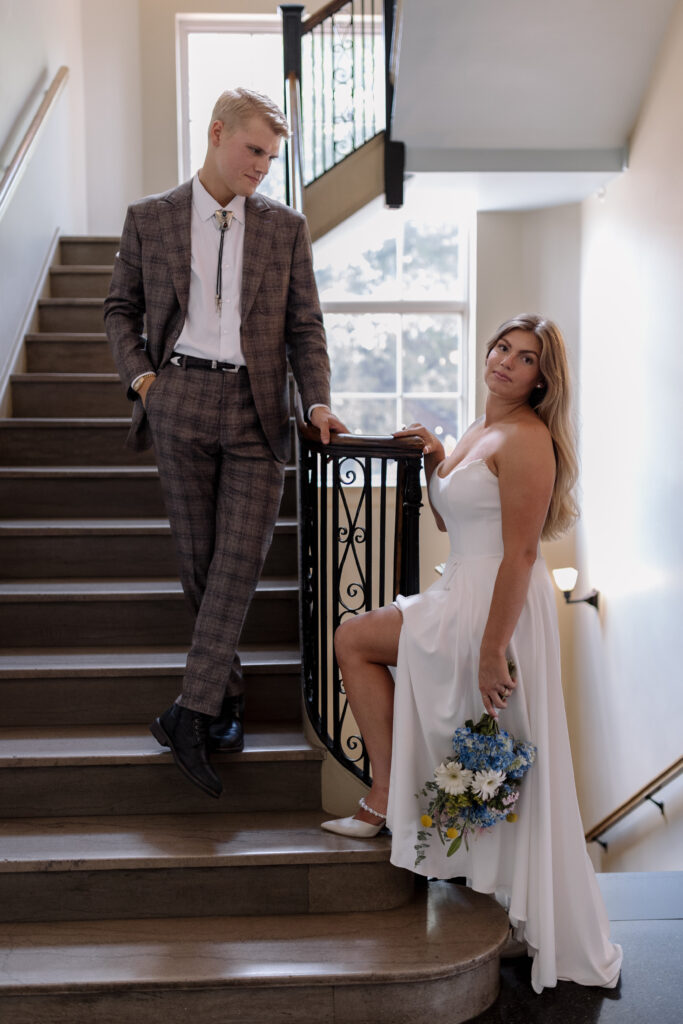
[192,173,246,225]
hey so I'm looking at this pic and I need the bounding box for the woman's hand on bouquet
[479,648,516,718]
[393,423,445,461]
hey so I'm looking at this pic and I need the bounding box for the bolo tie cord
[214,209,233,312]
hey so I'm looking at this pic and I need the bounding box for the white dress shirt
[174,174,246,365]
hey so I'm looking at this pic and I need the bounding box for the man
[104,88,346,798]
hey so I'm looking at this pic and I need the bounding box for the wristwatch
[132,372,156,395]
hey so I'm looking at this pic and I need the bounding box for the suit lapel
[241,195,276,321]
[158,181,192,314]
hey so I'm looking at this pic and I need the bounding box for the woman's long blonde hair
[486,314,579,539]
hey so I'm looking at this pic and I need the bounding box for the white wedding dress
[387,458,622,994]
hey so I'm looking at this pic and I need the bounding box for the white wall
[474,1,683,872]
[576,0,683,871]
[0,0,87,394]
[80,0,143,234]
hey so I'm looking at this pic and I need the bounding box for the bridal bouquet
[415,669,536,866]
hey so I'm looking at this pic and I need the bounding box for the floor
[469,871,683,1023]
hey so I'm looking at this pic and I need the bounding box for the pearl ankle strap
[359,797,386,820]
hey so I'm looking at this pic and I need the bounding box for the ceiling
[392,0,678,209]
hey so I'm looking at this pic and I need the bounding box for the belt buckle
[221,363,239,373]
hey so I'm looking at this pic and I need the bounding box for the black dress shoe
[150,704,223,798]
[208,694,244,752]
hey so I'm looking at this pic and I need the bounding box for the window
[314,178,474,452]
[176,14,286,202]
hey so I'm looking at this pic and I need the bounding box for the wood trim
[585,756,683,843]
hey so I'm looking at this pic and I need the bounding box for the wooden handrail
[303,0,354,34]
[0,66,69,223]
[285,72,304,213]
[585,755,683,845]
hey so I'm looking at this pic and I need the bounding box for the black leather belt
[170,354,242,373]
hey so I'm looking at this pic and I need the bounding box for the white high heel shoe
[321,797,387,838]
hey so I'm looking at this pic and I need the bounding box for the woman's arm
[479,423,555,716]
[393,423,447,531]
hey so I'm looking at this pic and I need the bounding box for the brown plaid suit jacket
[104,180,330,462]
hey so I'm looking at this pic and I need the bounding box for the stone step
[10,374,129,417]
[0,882,506,1024]
[0,645,302,726]
[60,236,119,265]
[0,811,411,923]
[0,517,298,579]
[49,266,113,298]
[24,333,114,373]
[38,298,105,333]
[0,724,323,818]
[0,578,298,647]
[0,419,154,466]
[0,465,297,518]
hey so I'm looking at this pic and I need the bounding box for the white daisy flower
[434,759,474,796]
[471,769,506,800]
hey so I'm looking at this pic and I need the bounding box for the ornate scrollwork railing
[297,413,422,783]
[281,1,387,191]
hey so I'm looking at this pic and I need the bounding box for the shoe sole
[149,717,222,799]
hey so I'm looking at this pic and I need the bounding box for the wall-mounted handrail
[585,755,683,848]
[0,66,69,224]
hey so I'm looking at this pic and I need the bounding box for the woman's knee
[334,614,364,662]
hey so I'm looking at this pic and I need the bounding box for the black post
[280,4,304,79]
[280,5,304,206]
[383,0,405,207]
[400,458,422,595]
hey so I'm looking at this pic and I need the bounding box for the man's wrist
[307,403,330,421]
[131,371,156,399]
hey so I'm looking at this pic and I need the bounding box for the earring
[536,382,544,389]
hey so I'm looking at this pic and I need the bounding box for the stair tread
[38,298,104,305]
[0,883,506,992]
[25,333,107,341]
[0,517,297,534]
[0,810,391,872]
[51,265,113,273]
[0,417,129,426]
[11,373,120,382]
[0,723,321,766]
[0,464,293,476]
[0,577,297,598]
[0,644,300,676]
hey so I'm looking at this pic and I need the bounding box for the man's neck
[198,168,235,209]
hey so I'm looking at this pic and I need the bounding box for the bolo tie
[214,209,234,312]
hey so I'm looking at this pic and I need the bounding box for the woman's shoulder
[497,413,555,470]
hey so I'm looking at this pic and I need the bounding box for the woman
[321,314,622,994]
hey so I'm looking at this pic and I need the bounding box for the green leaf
[447,835,462,856]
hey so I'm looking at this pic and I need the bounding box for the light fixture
[552,567,599,609]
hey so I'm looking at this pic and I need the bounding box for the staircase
[0,237,507,1023]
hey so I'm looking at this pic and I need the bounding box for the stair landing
[0,881,508,1024]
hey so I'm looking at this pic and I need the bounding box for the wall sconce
[552,567,600,609]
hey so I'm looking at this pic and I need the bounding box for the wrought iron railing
[297,411,423,783]
[281,2,403,201]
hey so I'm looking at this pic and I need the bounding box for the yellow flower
[446,826,459,839]
[420,814,433,828]
[506,813,518,823]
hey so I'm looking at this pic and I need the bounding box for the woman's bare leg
[334,604,403,823]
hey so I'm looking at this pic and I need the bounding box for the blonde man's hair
[209,87,290,138]
[486,314,580,540]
